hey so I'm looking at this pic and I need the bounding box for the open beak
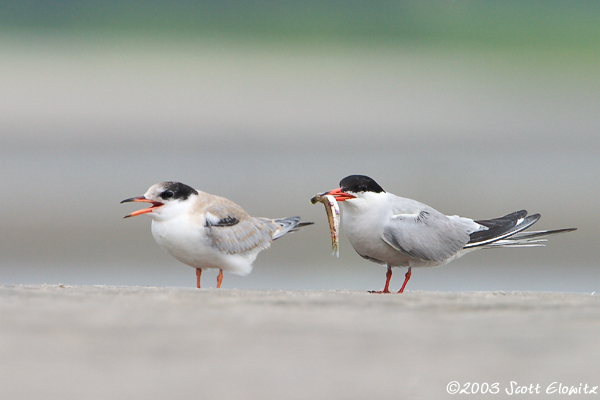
[120,196,164,218]
[324,188,356,202]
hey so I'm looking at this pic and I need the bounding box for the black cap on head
[339,175,385,193]
[160,182,199,200]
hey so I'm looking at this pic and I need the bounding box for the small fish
[310,193,340,257]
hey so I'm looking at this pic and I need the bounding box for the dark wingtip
[554,227,577,233]
[523,213,541,224]
[296,222,315,227]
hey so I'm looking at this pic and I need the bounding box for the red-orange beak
[324,188,356,202]
[120,196,164,218]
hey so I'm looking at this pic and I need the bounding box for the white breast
[341,193,445,268]
[150,216,256,276]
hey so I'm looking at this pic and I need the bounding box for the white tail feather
[482,227,576,248]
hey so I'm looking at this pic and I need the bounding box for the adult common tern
[322,175,576,293]
[122,181,313,288]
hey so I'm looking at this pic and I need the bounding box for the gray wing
[204,198,274,255]
[382,210,471,262]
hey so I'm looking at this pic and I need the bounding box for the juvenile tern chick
[122,181,313,288]
[322,175,576,293]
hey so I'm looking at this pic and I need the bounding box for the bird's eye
[161,190,175,199]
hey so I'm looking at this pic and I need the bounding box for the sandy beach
[2,5,599,399]
[1,285,598,399]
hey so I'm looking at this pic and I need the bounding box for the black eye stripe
[159,190,175,200]
[158,182,199,200]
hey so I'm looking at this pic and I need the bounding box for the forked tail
[483,228,577,248]
[271,217,314,240]
[464,210,576,249]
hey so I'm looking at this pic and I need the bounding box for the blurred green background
[1,1,598,291]
[3,1,600,47]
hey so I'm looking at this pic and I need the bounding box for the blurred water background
[1,1,598,292]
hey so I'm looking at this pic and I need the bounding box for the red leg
[398,267,411,293]
[216,269,223,289]
[196,268,202,289]
[369,266,392,294]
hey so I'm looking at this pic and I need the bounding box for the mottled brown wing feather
[204,196,274,255]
